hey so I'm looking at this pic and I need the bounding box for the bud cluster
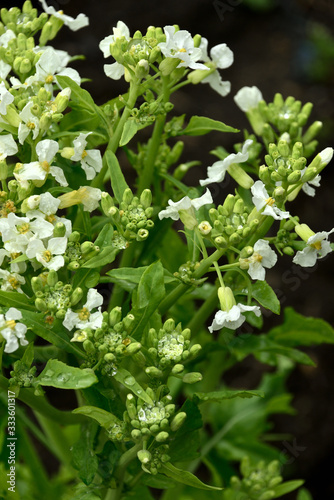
[102,188,154,243]
[78,306,140,375]
[9,358,36,389]
[209,194,259,249]
[229,456,283,500]
[32,269,83,321]
[64,231,100,271]
[173,260,201,285]
[133,136,183,176]
[0,3,48,39]
[144,318,202,382]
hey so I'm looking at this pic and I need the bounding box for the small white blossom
[158,26,209,70]
[0,29,16,48]
[0,212,54,253]
[158,188,213,229]
[199,38,233,96]
[234,86,263,112]
[26,237,67,271]
[18,101,40,145]
[0,134,18,161]
[293,229,334,267]
[15,139,68,186]
[200,139,253,187]
[0,308,28,353]
[26,192,72,236]
[209,303,261,332]
[319,147,333,167]
[70,132,103,180]
[39,0,89,31]
[57,186,102,212]
[0,81,14,116]
[0,269,25,293]
[63,289,104,331]
[300,167,321,197]
[246,239,277,280]
[99,21,130,80]
[251,180,290,220]
[0,60,11,80]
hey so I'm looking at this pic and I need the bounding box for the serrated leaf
[131,261,165,340]
[160,463,222,491]
[182,116,239,136]
[113,368,153,405]
[73,406,122,428]
[119,119,138,146]
[0,290,34,311]
[21,310,86,358]
[36,359,97,389]
[72,422,98,485]
[252,281,280,314]
[271,480,304,498]
[105,149,129,203]
[268,307,334,346]
[193,389,265,404]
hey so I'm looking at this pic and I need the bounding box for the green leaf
[36,359,98,389]
[297,488,313,500]
[119,119,138,146]
[182,116,239,136]
[193,389,265,404]
[131,261,165,340]
[271,480,304,498]
[105,149,129,203]
[94,223,114,248]
[0,290,34,311]
[268,307,334,346]
[72,406,122,428]
[252,281,280,314]
[21,342,34,367]
[21,310,86,358]
[106,266,177,292]
[160,463,222,491]
[72,422,98,485]
[113,368,153,405]
[73,268,99,290]
[168,400,202,462]
[82,246,117,268]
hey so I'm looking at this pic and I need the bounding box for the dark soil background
[6,0,334,498]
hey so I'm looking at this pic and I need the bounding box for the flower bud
[126,342,142,356]
[122,188,133,206]
[218,286,236,312]
[137,450,151,464]
[20,58,32,74]
[198,220,212,235]
[39,21,53,45]
[47,269,58,287]
[295,223,314,242]
[31,276,43,294]
[159,57,180,76]
[139,188,152,209]
[135,59,149,79]
[171,364,184,375]
[83,340,95,354]
[53,222,66,238]
[170,411,187,432]
[182,372,202,384]
[272,186,285,201]
[109,306,122,327]
[214,236,228,248]
[156,431,169,442]
[70,287,83,306]
[35,298,47,312]
[228,163,254,189]
[101,192,114,216]
[302,120,322,144]
[287,170,301,184]
[54,88,71,113]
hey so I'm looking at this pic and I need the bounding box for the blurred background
[5,0,334,497]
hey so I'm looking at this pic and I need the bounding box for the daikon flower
[39,0,89,31]
[63,289,104,331]
[158,26,208,70]
[246,239,277,280]
[26,237,67,271]
[234,86,263,112]
[251,180,290,220]
[0,308,28,353]
[158,189,213,229]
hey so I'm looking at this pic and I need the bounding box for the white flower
[0,29,16,48]
[26,237,67,271]
[0,60,11,80]
[0,134,18,161]
[209,303,261,332]
[0,308,28,353]
[70,132,102,180]
[293,229,334,267]
[30,47,81,92]
[0,81,14,116]
[38,0,89,31]
[63,289,104,331]
[300,167,321,197]
[26,192,72,236]
[0,269,25,293]
[251,180,290,220]
[158,26,209,70]
[57,186,102,212]
[200,139,253,186]
[18,101,40,145]
[234,86,263,112]
[99,21,130,80]
[0,212,54,253]
[158,188,213,229]
[199,38,233,97]
[14,139,68,186]
[319,147,333,167]
[246,239,277,280]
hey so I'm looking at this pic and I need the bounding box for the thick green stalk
[105,443,142,500]
[186,286,218,335]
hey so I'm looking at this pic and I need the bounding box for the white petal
[234,86,263,112]
[99,35,114,57]
[85,288,104,310]
[248,261,265,280]
[47,237,67,255]
[104,62,125,80]
[293,247,317,267]
[39,192,60,214]
[191,188,213,210]
[210,43,234,69]
[50,166,68,186]
[6,308,22,321]
[36,139,59,163]
[63,310,79,330]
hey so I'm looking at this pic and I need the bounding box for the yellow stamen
[78,307,90,321]
[27,121,35,130]
[45,75,54,84]
[43,250,52,262]
[5,320,16,330]
[311,241,322,251]
[265,197,275,206]
[179,48,187,53]
[41,160,50,172]
[17,223,30,234]
[82,150,88,159]
[8,276,19,289]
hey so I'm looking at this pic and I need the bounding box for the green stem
[105,443,142,500]
[92,80,140,189]
[186,286,218,336]
[108,241,138,311]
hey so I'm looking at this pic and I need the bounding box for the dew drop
[125,376,135,386]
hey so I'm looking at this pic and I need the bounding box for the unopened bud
[170,411,187,432]
[182,372,202,384]
[156,431,169,442]
[70,287,83,306]
[137,449,151,464]
[295,223,314,243]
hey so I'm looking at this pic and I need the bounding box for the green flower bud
[126,342,142,356]
[182,328,191,341]
[39,112,52,131]
[67,261,80,271]
[137,228,149,240]
[228,163,254,189]
[302,120,322,144]
[69,231,80,243]
[182,372,202,384]
[80,241,94,255]
[126,393,137,420]
[229,232,241,244]
[108,306,122,327]
[70,287,83,306]
[39,20,53,45]
[83,340,95,354]
[218,286,236,311]
[222,194,235,214]
[137,449,152,464]
[46,270,58,287]
[122,188,133,206]
[189,344,202,357]
[295,223,314,242]
[20,58,32,74]
[135,59,149,79]
[149,45,161,63]
[277,140,290,157]
[214,236,228,248]
[23,1,33,14]
[56,309,67,320]
[101,192,114,216]
[31,276,43,294]
[0,160,8,181]
[287,170,301,184]
[35,298,47,312]
[139,188,152,209]
[131,429,141,441]
[159,57,180,76]
[163,318,175,333]
[53,222,66,238]
[53,88,71,113]
[272,186,285,201]
[171,364,184,375]
[145,366,164,378]
[170,412,187,432]
[156,431,169,442]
